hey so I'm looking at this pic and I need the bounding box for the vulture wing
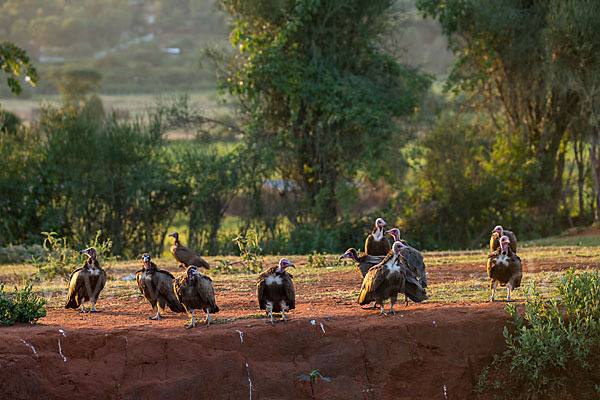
[365,235,391,256]
[358,265,386,305]
[65,268,84,309]
[256,272,269,310]
[195,275,219,313]
[282,273,296,310]
[505,230,518,253]
[155,270,185,313]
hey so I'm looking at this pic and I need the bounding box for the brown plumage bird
[168,232,210,270]
[386,228,428,288]
[358,241,406,315]
[65,247,106,313]
[173,266,219,328]
[339,248,383,277]
[490,225,517,253]
[257,258,296,324]
[487,235,522,302]
[136,253,184,320]
[364,217,391,256]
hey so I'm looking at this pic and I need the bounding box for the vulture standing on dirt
[487,235,522,302]
[339,248,384,277]
[364,218,391,256]
[358,241,406,315]
[136,253,184,320]
[490,225,517,253]
[385,228,428,289]
[257,258,296,324]
[65,247,107,313]
[168,232,210,270]
[173,266,219,328]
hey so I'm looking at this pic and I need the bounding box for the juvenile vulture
[65,247,107,313]
[358,241,406,315]
[136,253,184,320]
[173,266,219,328]
[386,228,428,288]
[487,235,522,302]
[338,248,384,277]
[168,232,210,270]
[364,217,391,256]
[340,247,428,304]
[490,225,517,253]
[257,258,295,324]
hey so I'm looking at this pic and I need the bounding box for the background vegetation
[2,0,600,257]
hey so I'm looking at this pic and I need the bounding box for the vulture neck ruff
[373,227,384,241]
[265,275,284,285]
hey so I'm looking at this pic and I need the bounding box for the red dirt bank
[1,302,509,400]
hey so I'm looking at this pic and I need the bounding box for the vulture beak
[168,232,177,238]
[339,252,350,260]
[79,249,90,257]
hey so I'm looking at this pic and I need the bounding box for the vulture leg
[390,297,397,315]
[185,310,196,329]
[89,301,99,313]
[489,281,498,302]
[150,309,161,320]
[204,309,212,326]
[266,302,275,324]
[506,283,513,302]
[280,301,288,322]
[378,304,388,316]
[404,295,409,307]
[80,300,87,313]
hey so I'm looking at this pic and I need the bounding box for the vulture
[257,258,296,324]
[386,228,428,288]
[65,247,107,313]
[173,266,219,328]
[168,232,210,270]
[340,247,428,305]
[364,217,391,256]
[136,253,184,320]
[358,241,406,315]
[490,225,517,253]
[338,248,384,277]
[487,235,522,302]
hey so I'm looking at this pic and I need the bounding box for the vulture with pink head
[364,217,391,256]
[65,247,106,313]
[136,253,184,320]
[257,258,296,324]
[490,225,517,253]
[487,235,522,302]
[173,266,219,328]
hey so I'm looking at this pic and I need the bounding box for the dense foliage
[0,282,47,325]
[476,269,600,398]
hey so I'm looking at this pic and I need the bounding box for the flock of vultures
[65,219,523,328]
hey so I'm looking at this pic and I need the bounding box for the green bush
[0,244,46,264]
[0,282,47,326]
[475,269,600,398]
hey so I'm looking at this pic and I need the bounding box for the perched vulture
[65,247,107,313]
[358,241,406,315]
[136,253,184,320]
[168,232,210,270]
[364,217,391,256]
[490,225,517,253]
[338,248,384,277]
[487,235,522,302]
[173,266,219,328]
[257,258,295,324]
[386,228,428,288]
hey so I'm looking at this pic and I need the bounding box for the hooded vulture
[358,241,406,315]
[65,247,107,313]
[338,248,384,277]
[257,258,295,324]
[490,225,517,253]
[386,228,428,289]
[136,253,184,320]
[487,235,522,302]
[173,266,219,328]
[364,218,391,256]
[168,232,210,270]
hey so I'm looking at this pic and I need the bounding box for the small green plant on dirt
[0,282,47,325]
[297,369,333,399]
[232,230,263,273]
[475,268,600,398]
[32,230,114,282]
[307,251,340,269]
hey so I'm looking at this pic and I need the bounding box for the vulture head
[492,225,504,235]
[276,258,295,273]
[186,265,201,282]
[168,232,179,241]
[392,241,406,255]
[385,228,401,242]
[339,248,359,263]
[142,253,152,269]
[375,218,387,229]
[500,235,510,253]
[80,247,98,260]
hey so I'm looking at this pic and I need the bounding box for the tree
[0,41,38,95]
[219,0,431,224]
[417,0,582,231]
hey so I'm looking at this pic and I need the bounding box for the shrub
[0,282,47,326]
[475,269,600,398]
